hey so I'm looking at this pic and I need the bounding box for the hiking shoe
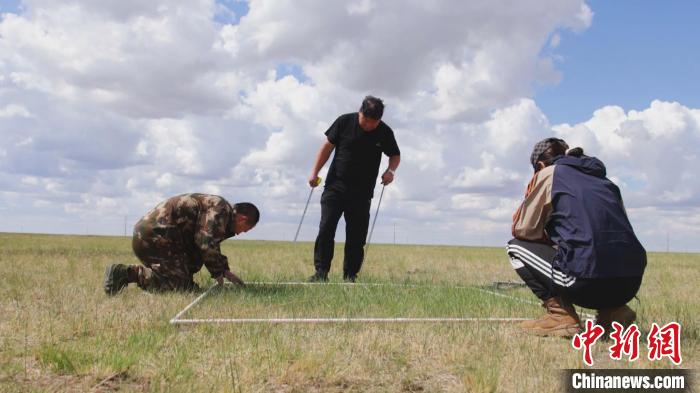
[520,297,582,337]
[104,264,130,295]
[308,272,328,282]
[596,305,636,333]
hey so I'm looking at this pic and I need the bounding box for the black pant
[506,238,643,310]
[313,188,372,278]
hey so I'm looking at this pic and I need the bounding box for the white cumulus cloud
[2,0,697,251]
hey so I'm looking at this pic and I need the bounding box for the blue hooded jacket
[513,155,646,279]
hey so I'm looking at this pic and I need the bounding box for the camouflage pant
[131,227,199,292]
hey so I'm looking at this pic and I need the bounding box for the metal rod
[365,184,385,254]
[169,283,218,324]
[172,317,530,325]
[293,186,316,242]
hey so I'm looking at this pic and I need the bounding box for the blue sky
[214,0,249,25]
[536,0,700,124]
[209,0,700,127]
[0,0,22,14]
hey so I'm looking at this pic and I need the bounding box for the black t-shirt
[324,112,400,199]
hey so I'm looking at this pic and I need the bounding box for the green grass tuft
[38,345,76,375]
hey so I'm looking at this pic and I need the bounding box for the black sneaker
[308,272,328,282]
[104,264,130,295]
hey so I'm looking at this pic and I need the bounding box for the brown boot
[596,305,636,333]
[520,297,582,337]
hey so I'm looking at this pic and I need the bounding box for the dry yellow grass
[0,233,697,392]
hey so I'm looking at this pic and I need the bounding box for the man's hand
[308,140,334,188]
[381,169,395,185]
[308,175,321,188]
[217,270,245,286]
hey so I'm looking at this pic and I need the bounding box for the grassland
[0,233,697,392]
[186,282,540,321]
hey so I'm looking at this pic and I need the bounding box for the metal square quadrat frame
[169,281,570,325]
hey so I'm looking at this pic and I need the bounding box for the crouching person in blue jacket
[508,138,646,337]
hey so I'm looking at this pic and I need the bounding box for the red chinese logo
[647,322,682,365]
[572,321,683,366]
[572,320,605,366]
[608,322,640,361]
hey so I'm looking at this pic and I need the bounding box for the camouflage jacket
[134,193,238,278]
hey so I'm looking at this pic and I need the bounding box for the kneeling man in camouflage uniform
[104,193,259,294]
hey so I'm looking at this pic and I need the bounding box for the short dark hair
[234,202,260,225]
[360,95,384,120]
[533,139,585,171]
[536,138,568,169]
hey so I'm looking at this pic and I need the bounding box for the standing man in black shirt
[307,96,401,282]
